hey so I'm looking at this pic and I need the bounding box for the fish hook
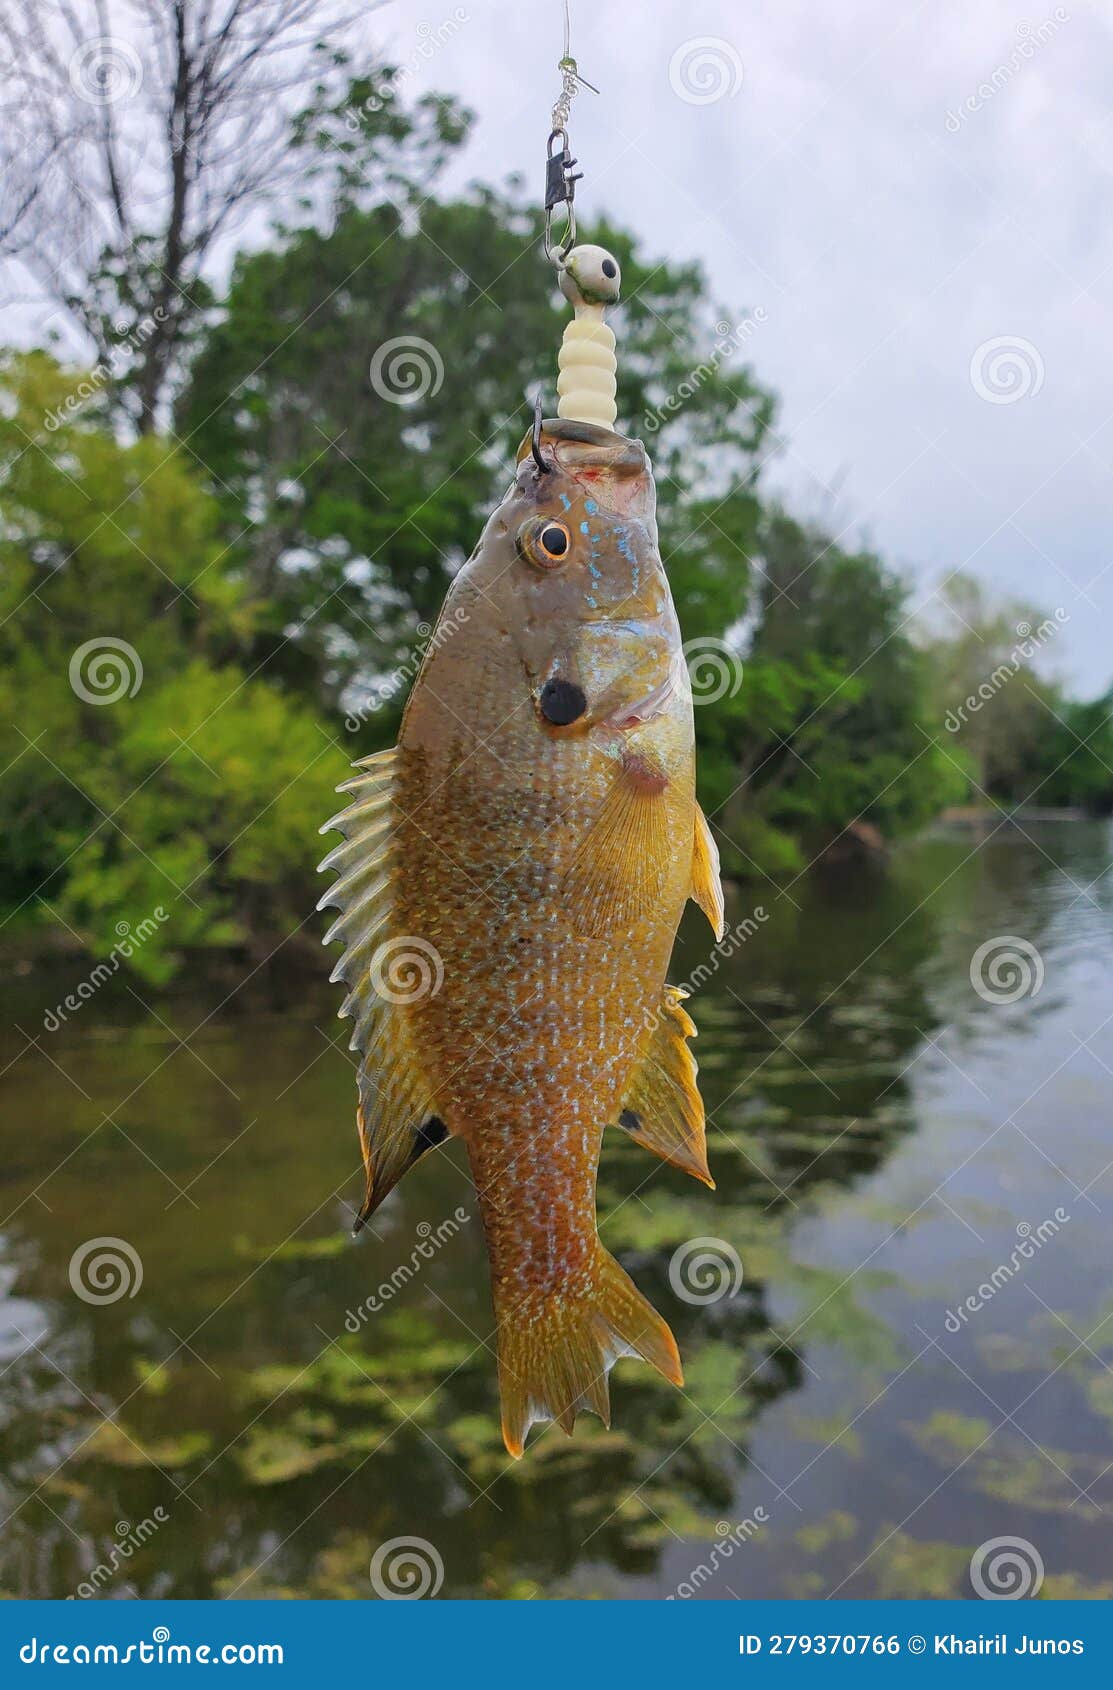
[531,389,551,474]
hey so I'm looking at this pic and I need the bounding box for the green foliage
[704,515,965,876]
[0,352,337,978]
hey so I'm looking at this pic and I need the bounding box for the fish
[319,416,725,1457]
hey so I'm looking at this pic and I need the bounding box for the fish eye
[520,518,571,569]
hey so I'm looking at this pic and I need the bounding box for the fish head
[461,420,682,733]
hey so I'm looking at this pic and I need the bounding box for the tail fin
[495,1244,682,1458]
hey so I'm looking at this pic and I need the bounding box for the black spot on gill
[619,1109,642,1131]
[539,677,587,725]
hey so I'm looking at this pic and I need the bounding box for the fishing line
[542,0,597,266]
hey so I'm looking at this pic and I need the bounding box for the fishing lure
[320,51,724,1459]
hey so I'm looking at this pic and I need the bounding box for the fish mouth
[516,418,648,480]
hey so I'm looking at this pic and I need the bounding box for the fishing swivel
[543,127,582,263]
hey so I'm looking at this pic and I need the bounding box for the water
[2,823,1112,1600]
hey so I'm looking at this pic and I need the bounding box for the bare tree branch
[0,0,372,430]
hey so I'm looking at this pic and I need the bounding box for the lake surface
[2,822,1112,1600]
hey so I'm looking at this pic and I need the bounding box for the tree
[0,0,379,431]
[0,351,336,977]
[704,513,964,875]
[917,572,1064,801]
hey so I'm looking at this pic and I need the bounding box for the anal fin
[614,985,714,1187]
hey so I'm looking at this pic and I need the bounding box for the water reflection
[1,822,1111,1598]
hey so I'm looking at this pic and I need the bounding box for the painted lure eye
[521,518,571,568]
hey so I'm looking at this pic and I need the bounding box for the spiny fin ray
[318,746,439,1221]
[613,985,713,1187]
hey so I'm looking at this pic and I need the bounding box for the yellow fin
[496,1242,682,1458]
[562,752,670,938]
[614,985,714,1188]
[317,746,441,1226]
[691,803,725,940]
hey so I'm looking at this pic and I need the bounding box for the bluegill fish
[320,417,723,1456]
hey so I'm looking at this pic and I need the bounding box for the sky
[7,0,1109,692]
[369,0,1112,694]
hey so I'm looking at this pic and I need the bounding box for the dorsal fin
[318,747,443,1226]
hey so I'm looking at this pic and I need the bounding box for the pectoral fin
[562,752,669,937]
[318,747,442,1228]
[690,804,725,940]
[613,986,714,1187]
